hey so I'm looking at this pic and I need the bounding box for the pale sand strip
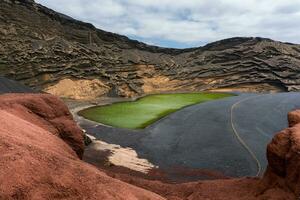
[87,134,157,173]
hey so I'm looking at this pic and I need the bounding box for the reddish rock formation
[108,169,296,200]
[260,109,300,198]
[288,110,300,127]
[0,93,84,158]
[0,93,164,200]
[0,93,299,199]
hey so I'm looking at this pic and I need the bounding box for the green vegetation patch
[79,92,233,129]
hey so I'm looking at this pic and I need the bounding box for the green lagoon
[79,93,233,129]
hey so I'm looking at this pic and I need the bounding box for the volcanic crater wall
[1,0,300,99]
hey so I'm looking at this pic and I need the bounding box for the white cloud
[35,0,300,48]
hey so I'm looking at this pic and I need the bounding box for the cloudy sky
[35,0,300,48]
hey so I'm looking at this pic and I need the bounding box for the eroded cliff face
[44,79,110,100]
[1,0,300,99]
[260,110,300,197]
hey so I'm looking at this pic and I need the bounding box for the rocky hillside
[1,0,300,99]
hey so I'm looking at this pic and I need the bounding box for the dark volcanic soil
[0,76,36,94]
[78,92,300,180]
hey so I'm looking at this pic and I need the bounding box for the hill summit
[1,0,300,99]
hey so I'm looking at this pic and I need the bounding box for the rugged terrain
[0,93,164,200]
[1,0,300,99]
[0,92,298,199]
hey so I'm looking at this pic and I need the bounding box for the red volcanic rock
[0,93,164,200]
[0,93,84,158]
[261,110,300,198]
[108,171,296,200]
[288,110,300,127]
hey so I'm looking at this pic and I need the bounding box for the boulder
[260,109,300,197]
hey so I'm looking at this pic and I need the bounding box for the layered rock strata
[1,0,300,99]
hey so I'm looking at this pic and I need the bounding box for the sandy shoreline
[63,95,235,182]
[64,97,159,174]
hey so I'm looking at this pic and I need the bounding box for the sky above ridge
[35,0,300,48]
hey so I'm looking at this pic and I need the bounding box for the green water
[79,92,233,129]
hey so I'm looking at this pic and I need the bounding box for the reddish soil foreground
[0,94,164,200]
[0,93,299,200]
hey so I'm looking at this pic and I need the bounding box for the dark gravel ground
[75,92,300,179]
[0,77,36,94]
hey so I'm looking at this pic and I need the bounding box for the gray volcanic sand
[0,77,36,94]
[75,93,300,180]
